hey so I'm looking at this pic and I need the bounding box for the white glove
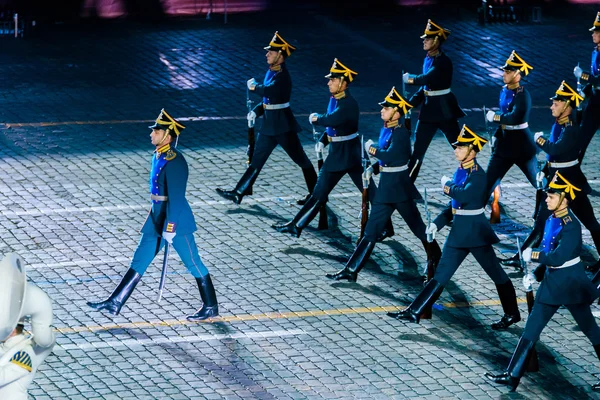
[425,223,438,241]
[534,131,544,142]
[309,113,319,124]
[441,175,451,190]
[523,273,536,290]
[522,247,533,262]
[574,65,583,79]
[315,141,325,153]
[402,72,409,83]
[363,165,373,181]
[163,231,176,244]
[364,139,374,154]
[486,110,496,123]
[247,78,257,90]
[247,111,256,128]
[536,171,545,183]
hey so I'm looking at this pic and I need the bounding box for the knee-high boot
[297,167,318,205]
[87,268,142,316]
[485,337,536,392]
[491,281,521,330]
[326,238,376,282]
[216,166,259,205]
[387,279,444,323]
[422,239,441,279]
[376,218,395,242]
[272,196,322,238]
[586,230,600,273]
[187,274,219,321]
[592,345,600,391]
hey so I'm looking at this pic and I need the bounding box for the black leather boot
[586,230,600,273]
[485,337,536,392]
[297,167,318,205]
[592,344,600,391]
[216,166,259,205]
[491,281,521,330]
[273,196,322,238]
[387,279,444,323]
[500,228,543,269]
[187,274,219,321]
[87,268,142,316]
[376,219,395,242]
[422,239,441,279]
[326,238,375,282]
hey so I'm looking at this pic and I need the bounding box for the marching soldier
[273,58,393,238]
[501,82,600,273]
[325,87,441,282]
[87,110,218,321]
[486,172,600,393]
[573,12,600,162]
[403,19,465,182]
[216,32,317,205]
[387,125,520,330]
[485,51,538,223]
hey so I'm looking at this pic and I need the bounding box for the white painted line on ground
[27,257,131,270]
[57,329,308,351]
[4,180,599,217]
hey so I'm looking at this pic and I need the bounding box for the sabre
[312,118,328,230]
[424,188,433,243]
[246,86,255,165]
[157,242,170,302]
[517,236,540,372]
[401,69,412,133]
[358,134,369,242]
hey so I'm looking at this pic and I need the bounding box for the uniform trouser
[311,167,377,203]
[249,131,314,174]
[579,99,600,163]
[522,302,600,345]
[130,233,209,278]
[485,151,538,197]
[434,244,510,286]
[364,200,427,243]
[408,119,461,182]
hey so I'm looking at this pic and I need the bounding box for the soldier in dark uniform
[574,12,600,162]
[325,87,441,282]
[403,19,465,182]
[216,32,317,205]
[273,59,392,238]
[87,110,218,321]
[501,81,600,273]
[486,172,600,393]
[387,125,520,330]
[485,51,538,223]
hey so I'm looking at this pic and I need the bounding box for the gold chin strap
[273,50,282,66]
[388,107,398,123]
[336,77,345,94]
[158,129,171,146]
[554,193,566,211]
[460,144,474,162]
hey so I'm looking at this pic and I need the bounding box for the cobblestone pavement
[2,3,600,399]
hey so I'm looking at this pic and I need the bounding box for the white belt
[548,257,581,269]
[502,122,529,130]
[263,102,290,110]
[151,195,168,201]
[548,160,578,168]
[380,164,409,173]
[424,88,451,96]
[329,132,359,142]
[452,207,484,216]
